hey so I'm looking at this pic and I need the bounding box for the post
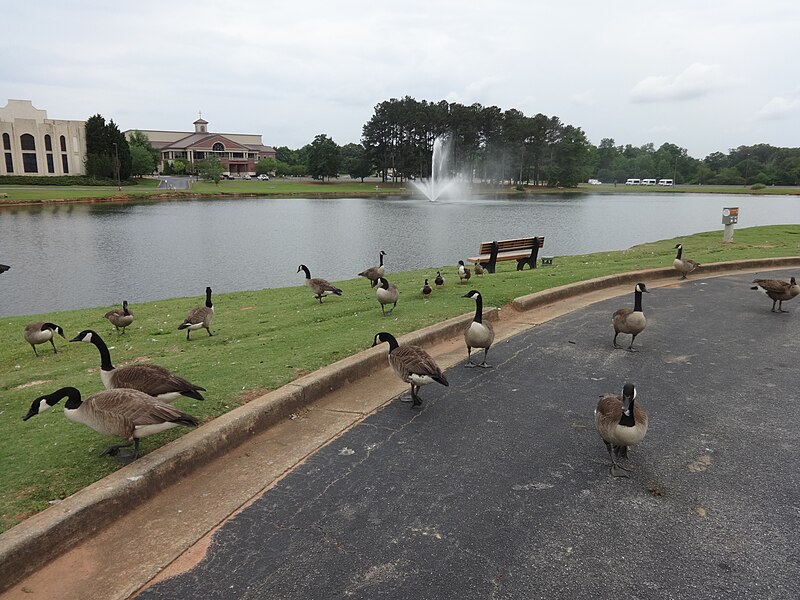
[113,142,121,191]
[722,207,738,242]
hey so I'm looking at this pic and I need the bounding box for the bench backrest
[478,236,544,255]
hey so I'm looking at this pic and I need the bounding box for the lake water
[1,193,797,316]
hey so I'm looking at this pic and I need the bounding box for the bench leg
[485,241,499,274]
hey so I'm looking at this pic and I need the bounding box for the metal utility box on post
[722,207,739,242]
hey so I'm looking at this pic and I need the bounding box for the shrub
[0,175,136,186]
[750,183,766,190]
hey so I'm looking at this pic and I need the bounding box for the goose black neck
[676,246,683,260]
[383,334,399,352]
[300,265,311,280]
[90,334,114,371]
[633,290,644,312]
[379,253,384,267]
[123,302,130,316]
[205,288,213,308]
[54,386,82,409]
[619,401,636,427]
[473,295,483,324]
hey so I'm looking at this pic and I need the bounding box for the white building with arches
[0,99,86,176]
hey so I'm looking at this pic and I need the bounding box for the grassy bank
[1,225,799,532]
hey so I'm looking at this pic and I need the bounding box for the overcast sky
[2,1,798,158]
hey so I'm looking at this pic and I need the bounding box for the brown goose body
[751,277,799,312]
[105,300,134,334]
[474,262,485,276]
[458,260,471,284]
[373,332,449,407]
[463,290,495,367]
[673,244,699,279]
[595,383,648,477]
[298,264,342,303]
[23,386,199,461]
[178,287,214,339]
[358,250,386,287]
[376,277,399,316]
[70,329,206,402]
[23,322,64,356]
[612,283,649,350]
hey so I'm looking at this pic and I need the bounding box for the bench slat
[473,236,545,263]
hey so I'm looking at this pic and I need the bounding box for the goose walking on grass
[458,260,471,284]
[673,244,700,279]
[421,278,432,299]
[612,282,650,351]
[178,287,214,340]
[297,264,342,303]
[105,300,134,335]
[358,250,387,287]
[376,277,399,316]
[23,387,199,463]
[23,322,64,356]
[594,383,648,477]
[70,329,206,402]
[435,271,445,287]
[463,290,495,368]
[751,277,799,312]
[372,332,449,408]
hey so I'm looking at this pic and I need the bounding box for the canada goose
[358,250,387,287]
[376,276,399,316]
[474,262,485,276]
[463,290,495,368]
[751,277,799,312]
[421,278,432,299]
[297,264,342,303]
[23,386,199,463]
[612,282,650,351]
[673,244,700,279]
[372,331,449,407]
[105,300,134,335]
[23,322,64,356]
[0,264,9,273]
[70,329,206,402]
[458,260,471,284]
[178,287,214,340]
[435,271,445,287]
[594,383,648,477]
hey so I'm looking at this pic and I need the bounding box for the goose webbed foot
[477,362,493,368]
[627,347,639,352]
[610,464,632,478]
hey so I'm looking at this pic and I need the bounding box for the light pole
[673,155,678,185]
[113,142,121,191]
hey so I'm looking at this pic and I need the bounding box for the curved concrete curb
[1,257,798,592]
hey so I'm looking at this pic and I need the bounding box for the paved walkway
[133,271,799,599]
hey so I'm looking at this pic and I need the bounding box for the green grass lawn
[1,225,799,532]
[0,178,162,202]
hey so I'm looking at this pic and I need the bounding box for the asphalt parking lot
[136,270,800,600]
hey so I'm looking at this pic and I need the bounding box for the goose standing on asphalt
[673,244,700,279]
[105,300,134,335]
[751,277,799,312]
[23,322,65,356]
[70,329,206,402]
[612,282,650,351]
[372,332,449,408]
[358,250,387,287]
[594,383,648,477]
[23,386,199,463]
[178,287,214,340]
[458,260,471,284]
[297,264,342,303]
[435,271,445,287]
[421,278,432,299]
[463,290,495,368]
[376,276,399,316]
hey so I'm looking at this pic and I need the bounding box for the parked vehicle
[587,178,602,185]
[242,174,252,180]
[658,179,674,186]
[642,179,657,186]
[625,178,641,185]
[257,174,270,181]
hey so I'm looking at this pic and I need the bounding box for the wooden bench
[468,236,545,273]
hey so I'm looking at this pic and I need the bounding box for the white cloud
[756,96,800,120]
[629,63,741,103]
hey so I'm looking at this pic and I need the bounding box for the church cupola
[194,113,208,133]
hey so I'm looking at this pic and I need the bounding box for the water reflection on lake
[1,193,797,316]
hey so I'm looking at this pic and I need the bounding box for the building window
[61,154,69,173]
[45,135,53,152]
[47,154,55,173]
[212,142,224,152]
[23,153,38,173]
[4,153,13,173]
[60,135,67,152]
[2,133,10,150]
[195,151,205,160]
[20,134,36,151]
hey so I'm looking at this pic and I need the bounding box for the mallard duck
[105,300,134,335]
[70,329,206,402]
[463,290,495,368]
[612,283,650,351]
[474,262,485,276]
[358,250,387,287]
[751,277,799,312]
[458,260,471,284]
[421,278,432,299]
[23,386,199,463]
[594,383,648,477]
[372,332,449,407]
[435,271,445,287]
[23,322,64,356]
[178,287,214,340]
[297,264,342,303]
[673,244,700,279]
[376,277,399,316]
